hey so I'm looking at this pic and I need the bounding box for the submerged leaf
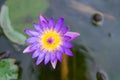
[0,5,26,45]
[0,58,19,80]
[5,0,49,37]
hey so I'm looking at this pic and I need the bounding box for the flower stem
[61,55,68,80]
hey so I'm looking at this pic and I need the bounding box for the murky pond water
[0,0,120,80]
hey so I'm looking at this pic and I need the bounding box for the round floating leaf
[0,5,26,45]
[5,0,49,37]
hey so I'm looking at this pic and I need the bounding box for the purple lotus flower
[23,14,80,69]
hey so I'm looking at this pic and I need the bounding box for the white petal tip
[23,45,33,54]
[51,60,57,69]
[39,14,47,23]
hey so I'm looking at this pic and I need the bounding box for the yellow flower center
[39,29,62,51]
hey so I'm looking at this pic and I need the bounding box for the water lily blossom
[23,14,80,69]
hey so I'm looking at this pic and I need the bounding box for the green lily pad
[0,58,19,80]
[0,5,26,45]
[5,0,49,37]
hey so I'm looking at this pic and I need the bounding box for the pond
[0,0,120,80]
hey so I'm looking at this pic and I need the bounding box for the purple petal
[63,35,71,41]
[23,45,34,53]
[41,21,48,30]
[56,51,62,62]
[39,14,47,23]
[64,48,73,56]
[50,52,56,62]
[48,17,55,29]
[36,50,46,65]
[65,32,80,41]
[25,37,39,43]
[63,41,73,48]
[60,26,68,34]
[44,53,50,65]
[58,46,64,53]
[36,56,44,65]
[24,29,39,36]
[33,23,43,32]
[55,18,64,32]
[51,59,57,69]
[32,49,40,58]
[30,42,40,50]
